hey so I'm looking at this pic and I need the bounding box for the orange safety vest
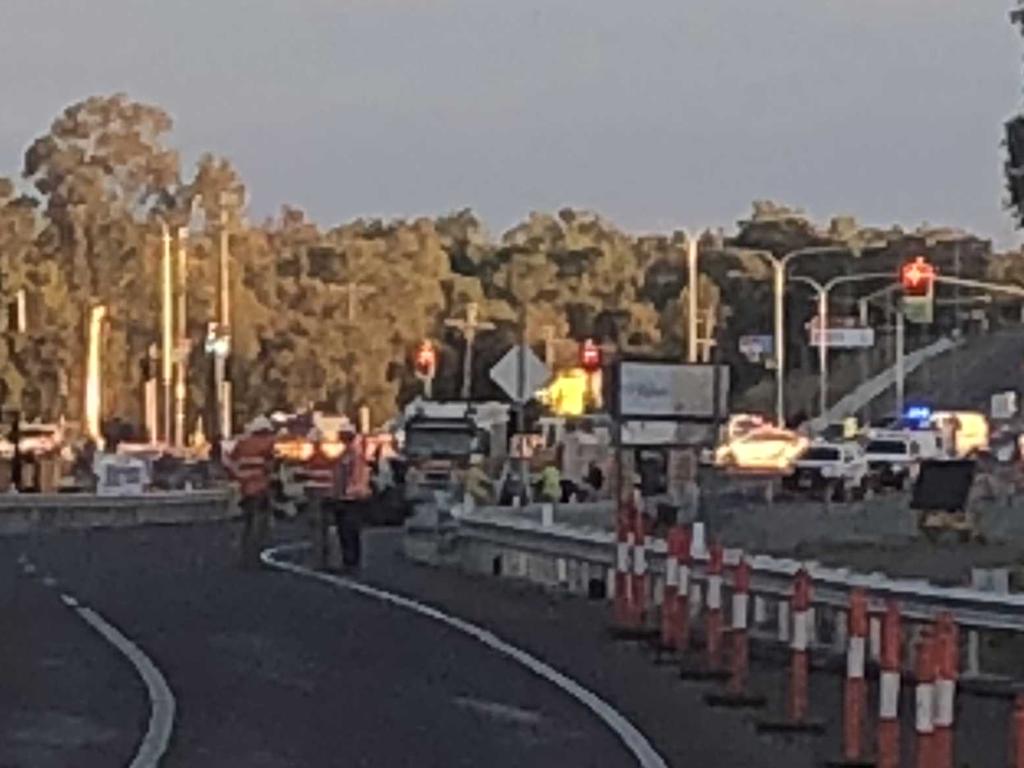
[296,446,340,498]
[341,435,372,500]
[228,433,276,497]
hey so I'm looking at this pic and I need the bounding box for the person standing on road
[227,416,277,569]
[335,424,371,569]
[296,428,341,570]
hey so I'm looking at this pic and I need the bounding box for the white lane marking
[262,543,669,768]
[42,575,57,588]
[23,563,36,575]
[52,595,175,768]
[454,696,543,726]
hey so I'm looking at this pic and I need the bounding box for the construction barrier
[705,541,725,673]
[661,526,684,650]
[613,513,632,630]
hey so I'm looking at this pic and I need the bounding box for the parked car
[784,441,869,501]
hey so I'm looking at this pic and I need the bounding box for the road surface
[0,518,1014,766]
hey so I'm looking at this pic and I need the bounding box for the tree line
[0,94,1016,435]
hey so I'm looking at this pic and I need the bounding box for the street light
[728,246,851,425]
[789,273,895,418]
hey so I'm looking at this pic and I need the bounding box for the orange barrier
[727,558,751,696]
[612,513,633,630]
[840,588,870,765]
[705,541,725,673]
[661,526,685,650]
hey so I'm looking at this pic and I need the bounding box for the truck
[396,400,510,506]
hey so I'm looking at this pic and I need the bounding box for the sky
[1,0,1022,245]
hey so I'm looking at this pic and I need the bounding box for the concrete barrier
[0,489,235,536]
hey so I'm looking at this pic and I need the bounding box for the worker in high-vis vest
[297,428,342,570]
[227,416,277,568]
[335,423,372,569]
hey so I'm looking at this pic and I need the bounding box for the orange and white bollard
[915,631,936,768]
[877,600,902,768]
[827,589,872,766]
[661,526,684,650]
[675,525,693,653]
[727,557,751,695]
[1010,693,1024,768]
[705,541,725,672]
[933,612,958,768]
[756,567,823,733]
[630,512,649,630]
[706,555,765,708]
[612,512,633,631]
[788,568,813,724]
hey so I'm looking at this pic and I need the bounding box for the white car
[785,441,869,501]
[863,435,919,490]
[714,427,809,472]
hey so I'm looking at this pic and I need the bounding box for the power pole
[174,227,188,448]
[160,221,173,445]
[339,280,376,323]
[214,205,232,440]
[445,302,495,401]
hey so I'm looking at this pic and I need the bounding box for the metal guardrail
[0,489,235,534]
[458,506,1024,634]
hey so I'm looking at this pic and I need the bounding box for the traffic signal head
[900,257,935,297]
[580,338,601,372]
[414,340,436,379]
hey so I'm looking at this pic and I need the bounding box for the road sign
[738,335,773,363]
[809,327,875,348]
[490,345,551,403]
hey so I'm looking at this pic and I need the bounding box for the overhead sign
[618,362,729,419]
[809,327,875,349]
[490,346,551,403]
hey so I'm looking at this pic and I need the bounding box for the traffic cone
[658,525,685,652]
[611,512,634,632]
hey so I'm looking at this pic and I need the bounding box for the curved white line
[72,602,176,768]
[262,543,668,768]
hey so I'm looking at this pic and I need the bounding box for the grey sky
[2,0,1021,245]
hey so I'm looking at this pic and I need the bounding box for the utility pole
[174,227,188,448]
[214,205,232,440]
[160,221,173,444]
[445,302,494,401]
[687,236,700,363]
[895,302,906,415]
[339,280,376,323]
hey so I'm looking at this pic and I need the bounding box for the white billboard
[619,362,729,419]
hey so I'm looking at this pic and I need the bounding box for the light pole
[159,220,173,444]
[789,273,895,418]
[686,235,699,363]
[759,247,851,425]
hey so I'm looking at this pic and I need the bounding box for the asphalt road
[1,518,1017,767]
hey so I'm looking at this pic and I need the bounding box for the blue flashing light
[904,405,932,424]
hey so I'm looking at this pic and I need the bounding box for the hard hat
[248,416,273,434]
[307,427,323,442]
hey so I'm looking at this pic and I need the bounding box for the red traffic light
[580,338,602,371]
[414,341,436,378]
[900,256,936,296]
